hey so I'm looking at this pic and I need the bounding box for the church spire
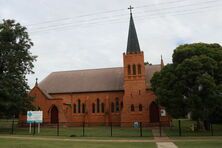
[35,78,38,86]
[126,6,140,54]
[161,55,164,69]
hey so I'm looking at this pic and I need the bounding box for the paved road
[152,129,178,148]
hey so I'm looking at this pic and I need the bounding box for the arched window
[50,105,59,123]
[131,104,135,112]
[116,97,119,112]
[82,104,85,113]
[128,65,131,75]
[97,98,100,113]
[133,64,136,75]
[78,99,81,113]
[73,104,76,113]
[111,102,114,113]
[138,64,141,74]
[139,104,142,111]
[92,103,95,113]
[101,103,105,113]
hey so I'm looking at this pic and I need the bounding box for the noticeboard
[27,111,43,123]
[160,109,166,117]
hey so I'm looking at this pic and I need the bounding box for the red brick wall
[51,91,123,124]
[19,88,124,125]
[121,51,154,125]
[20,86,170,126]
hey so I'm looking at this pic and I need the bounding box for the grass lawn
[164,119,222,137]
[175,141,222,148]
[0,138,156,148]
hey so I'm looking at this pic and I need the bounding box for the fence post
[159,122,162,137]
[57,122,59,136]
[82,122,85,137]
[33,122,36,136]
[178,120,181,136]
[140,122,143,137]
[11,116,15,135]
[211,123,213,136]
[110,122,112,137]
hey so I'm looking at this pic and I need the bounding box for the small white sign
[160,109,166,117]
[133,121,139,128]
[27,111,43,123]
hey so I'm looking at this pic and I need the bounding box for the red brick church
[20,10,170,126]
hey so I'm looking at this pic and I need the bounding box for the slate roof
[38,65,161,94]
[126,13,140,53]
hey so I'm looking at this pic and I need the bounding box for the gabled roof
[126,13,140,53]
[38,65,161,94]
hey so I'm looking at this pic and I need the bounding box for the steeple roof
[126,12,141,53]
[161,55,164,69]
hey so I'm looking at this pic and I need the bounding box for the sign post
[29,123,32,134]
[27,111,43,134]
[38,123,40,134]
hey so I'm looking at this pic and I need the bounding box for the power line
[26,0,204,27]
[136,0,207,8]
[135,1,222,19]
[30,0,222,34]
[29,12,128,30]
[142,0,220,13]
[30,0,221,31]
[26,8,126,27]
[30,4,221,35]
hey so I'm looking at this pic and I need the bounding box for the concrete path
[156,142,177,148]
[152,129,178,148]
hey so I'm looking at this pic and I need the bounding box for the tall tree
[0,19,36,117]
[151,43,222,127]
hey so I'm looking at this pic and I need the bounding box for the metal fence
[0,119,222,137]
[164,120,222,137]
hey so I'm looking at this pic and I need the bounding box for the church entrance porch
[149,102,160,123]
[51,105,59,123]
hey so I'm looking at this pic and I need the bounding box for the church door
[51,105,59,123]
[149,102,160,123]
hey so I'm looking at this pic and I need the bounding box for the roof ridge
[145,64,161,66]
[51,66,123,74]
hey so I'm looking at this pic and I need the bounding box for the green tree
[151,43,222,128]
[0,19,36,118]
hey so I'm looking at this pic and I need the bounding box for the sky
[0,0,222,88]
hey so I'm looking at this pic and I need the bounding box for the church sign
[27,111,43,123]
[160,109,166,117]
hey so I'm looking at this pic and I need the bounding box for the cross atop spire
[128,5,134,14]
[35,78,38,86]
